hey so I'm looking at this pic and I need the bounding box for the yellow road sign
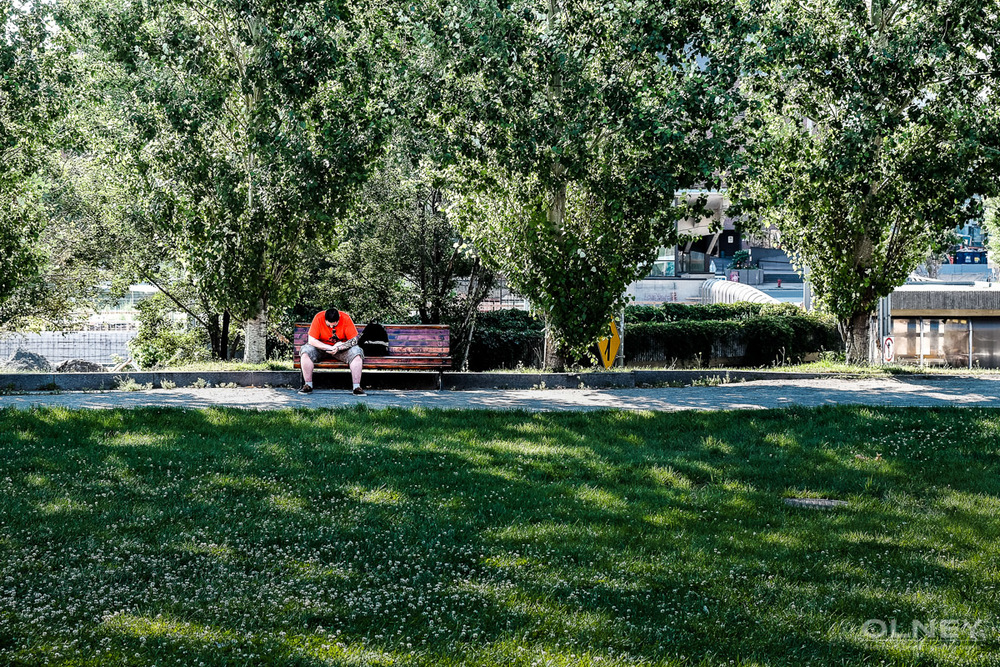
[598,320,621,369]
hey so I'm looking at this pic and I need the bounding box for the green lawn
[1,406,998,666]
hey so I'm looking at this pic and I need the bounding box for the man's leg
[299,344,320,393]
[349,354,363,386]
[301,354,314,384]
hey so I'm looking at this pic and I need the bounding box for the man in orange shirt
[299,307,365,395]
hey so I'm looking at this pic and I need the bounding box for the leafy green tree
[0,0,62,316]
[417,0,741,368]
[64,0,394,361]
[0,154,118,331]
[46,148,243,358]
[729,0,1000,363]
[294,134,496,369]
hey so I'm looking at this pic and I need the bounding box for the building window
[648,247,675,277]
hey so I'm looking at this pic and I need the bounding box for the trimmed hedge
[625,302,805,323]
[465,305,842,370]
[625,314,841,367]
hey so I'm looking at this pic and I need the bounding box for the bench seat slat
[387,335,450,342]
[298,360,452,370]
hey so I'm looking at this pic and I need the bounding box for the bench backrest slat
[293,323,450,361]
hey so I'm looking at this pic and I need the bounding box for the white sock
[353,383,360,390]
[305,381,313,387]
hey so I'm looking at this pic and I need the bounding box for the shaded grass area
[1,406,999,665]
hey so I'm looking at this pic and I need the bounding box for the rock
[55,359,105,373]
[2,348,52,372]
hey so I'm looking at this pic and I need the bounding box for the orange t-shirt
[308,311,358,346]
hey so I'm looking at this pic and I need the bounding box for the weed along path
[5,376,1000,411]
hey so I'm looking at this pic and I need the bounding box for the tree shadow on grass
[0,406,998,665]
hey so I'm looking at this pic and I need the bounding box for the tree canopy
[0,0,62,316]
[62,0,395,360]
[729,0,1000,361]
[416,0,742,363]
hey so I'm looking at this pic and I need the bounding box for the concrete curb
[0,370,449,392]
[3,369,993,393]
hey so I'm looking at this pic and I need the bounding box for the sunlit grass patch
[0,405,999,665]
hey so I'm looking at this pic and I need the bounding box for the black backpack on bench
[358,321,390,356]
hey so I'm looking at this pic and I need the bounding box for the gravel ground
[4,376,1000,412]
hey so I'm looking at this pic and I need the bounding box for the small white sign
[882,336,895,363]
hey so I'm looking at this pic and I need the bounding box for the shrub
[115,376,153,392]
[467,309,545,371]
[625,302,803,324]
[625,313,840,367]
[129,295,211,369]
[467,305,841,370]
[727,249,756,269]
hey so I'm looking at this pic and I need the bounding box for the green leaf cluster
[129,293,212,368]
[0,0,64,317]
[626,301,805,323]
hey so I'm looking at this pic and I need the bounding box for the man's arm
[308,335,358,352]
[308,335,339,352]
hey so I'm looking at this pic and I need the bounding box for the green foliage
[62,0,396,360]
[985,199,1000,262]
[626,311,841,367]
[1,153,128,332]
[466,305,837,369]
[293,131,496,368]
[626,302,805,323]
[0,0,63,316]
[420,0,743,358]
[296,135,492,321]
[293,244,416,326]
[467,309,545,371]
[129,294,211,369]
[728,0,1000,361]
[115,376,153,392]
[727,250,755,270]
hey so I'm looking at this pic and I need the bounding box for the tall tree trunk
[541,0,566,374]
[840,311,872,365]
[221,309,231,360]
[543,313,567,372]
[244,299,268,363]
[207,315,221,360]
[452,258,495,370]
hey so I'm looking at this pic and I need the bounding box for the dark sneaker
[352,387,367,396]
[298,384,313,394]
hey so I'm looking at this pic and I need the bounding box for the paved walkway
[3,376,1000,412]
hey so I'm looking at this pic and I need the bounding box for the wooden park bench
[292,323,452,377]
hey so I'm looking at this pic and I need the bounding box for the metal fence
[0,330,137,368]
